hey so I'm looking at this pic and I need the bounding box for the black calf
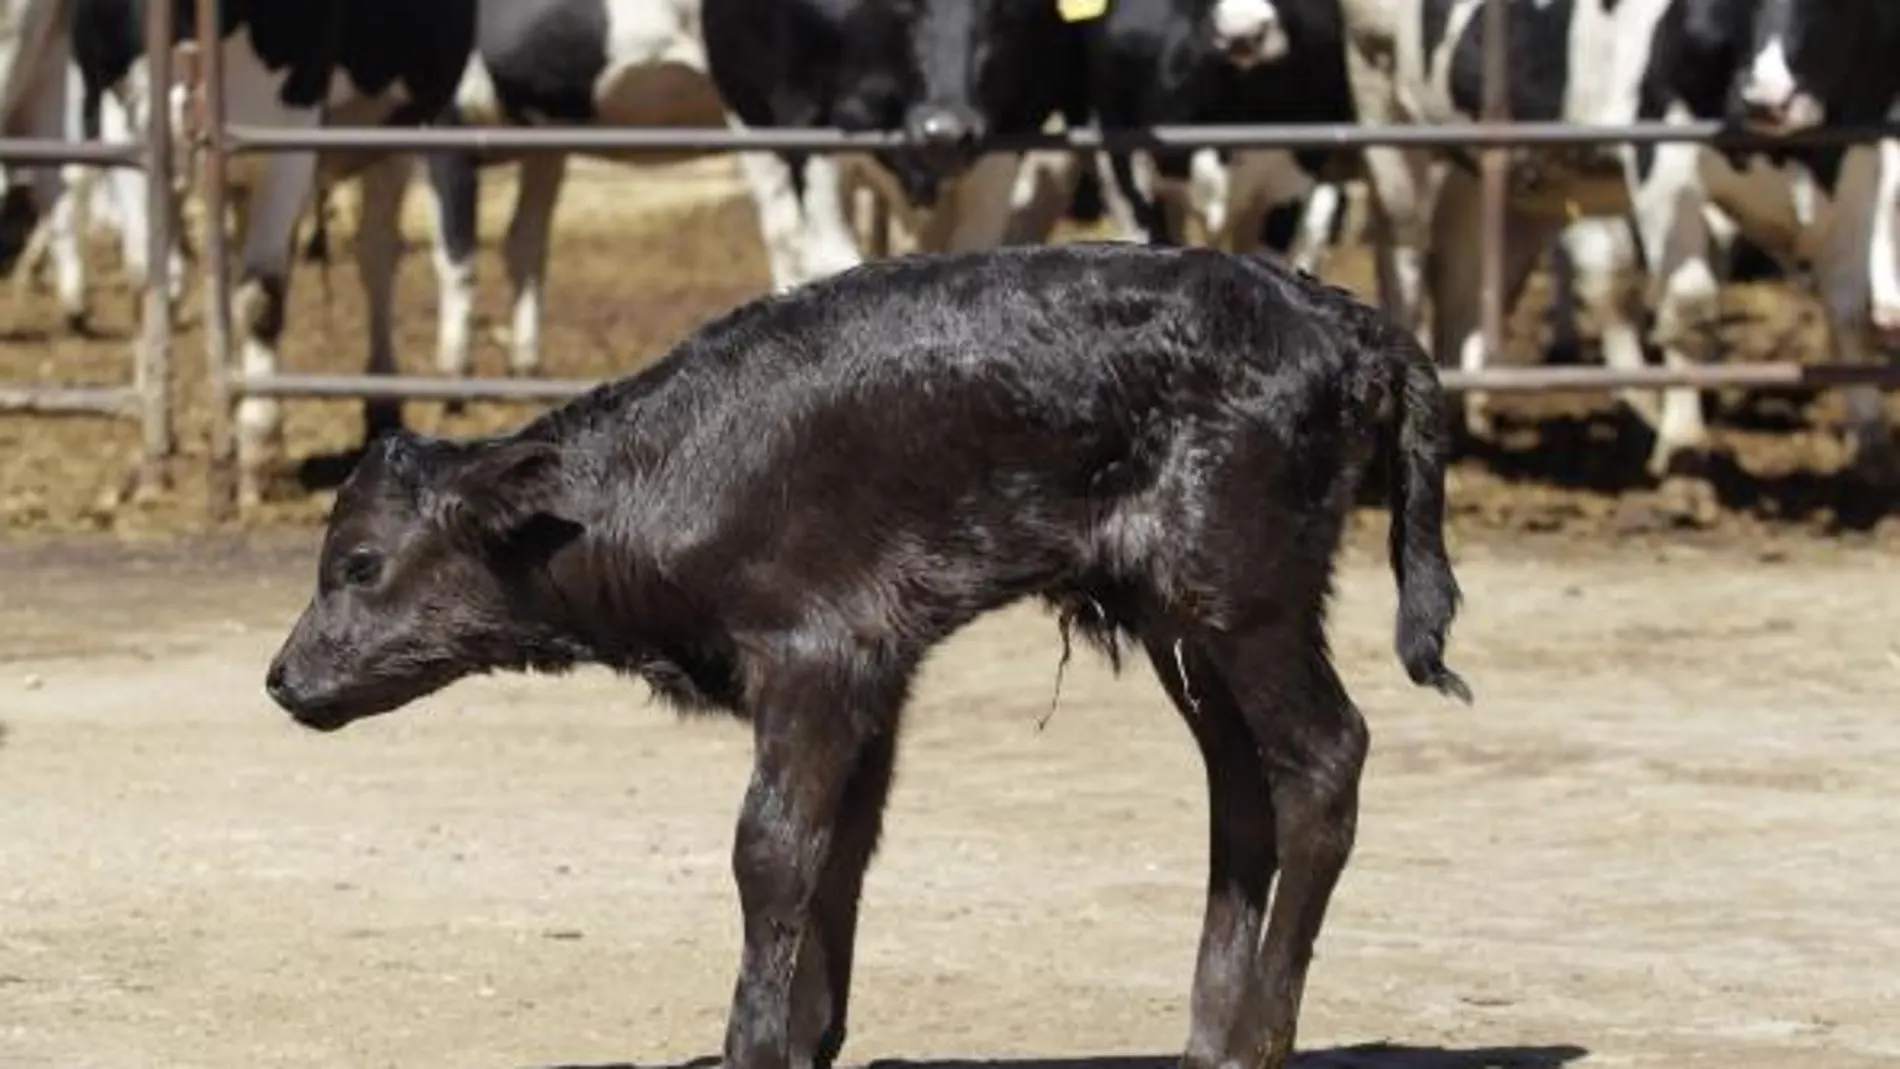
[265,242,1472,1069]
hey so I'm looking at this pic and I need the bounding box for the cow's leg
[1814,146,1899,490]
[47,167,92,331]
[1871,137,1900,338]
[1289,182,1343,276]
[925,152,1029,253]
[1210,621,1369,1069]
[793,729,898,1069]
[1629,139,1721,518]
[1344,36,1430,329]
[724,659,908,1069]
[232,141,322,507]
[92,71,190,322]
[1187,149,1233,248]
[353,152,415,440]
[1141,637,1274,1069]
[730,114,862,291]
[421,140,480,405]
[1428,166,1561,441]
[1003,148,1084,246]
[1096,152,1153,243]
[1562,216,1663,426]
[502,152,568,376]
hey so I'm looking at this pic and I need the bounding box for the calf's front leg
[724,659,907,1069]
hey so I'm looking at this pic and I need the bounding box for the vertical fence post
[134,0,174,499]
[195,0,236,521]
[1479,0,1511,378]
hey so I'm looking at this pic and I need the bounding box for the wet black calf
[265,241,1473,1069]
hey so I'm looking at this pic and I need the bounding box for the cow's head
[265,431,584,732]
[1730,0,1900,134]
[833,0,1075,206]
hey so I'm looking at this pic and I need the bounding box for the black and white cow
[1564,0,1900,502]
[1339,0,1661,454]
[702,0,1094,289]
[3,43,187,333]
[1341,0,1900,510]
[0,0,92,296]
[1077,0,1359,272]
[1694,0,1900,483]
[398,0,730,386]
[44,0,478,507]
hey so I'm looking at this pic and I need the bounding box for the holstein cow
[1080,0,1359,273]
[1627,0,1900,489]
[51,0,478,507]
[265,241,1472,1069]
[1338,0,1720,505]
[399,0,730,391]
[701,0,1094,290]
[0,0,86,289]
[4,51,188,334]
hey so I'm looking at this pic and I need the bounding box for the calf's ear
[429,439,579,550]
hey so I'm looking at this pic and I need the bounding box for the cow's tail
[1380,325,1473,704]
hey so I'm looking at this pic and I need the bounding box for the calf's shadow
[536,1045,1590,1069]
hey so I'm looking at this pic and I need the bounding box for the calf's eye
[341,549,384,588]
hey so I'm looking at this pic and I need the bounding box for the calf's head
[265,432,582,732]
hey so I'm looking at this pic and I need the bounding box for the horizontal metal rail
[0,384,137,415]
[1437,363,1900,392]
[219,119,1900,156]
[234,362,1900,407]
[239,373,598,403]
[0,138,145,167]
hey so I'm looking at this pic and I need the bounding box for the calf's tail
[1380,329,1473,704]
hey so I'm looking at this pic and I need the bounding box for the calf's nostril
[264,660,291,702]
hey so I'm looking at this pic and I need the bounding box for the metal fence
[0,0,175,499]
[11,0,1900,521]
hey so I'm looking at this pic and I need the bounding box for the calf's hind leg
[1142,636,1276,1069]
[1205,621,1370,1069]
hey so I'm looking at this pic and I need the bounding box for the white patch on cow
[1290,181,1342,274]
[1738,36,1826,132]
[1210,0,1287,69]
[1871,139,1900,335]
[453,53,504,126]
[1572,0,1674,127]
[1561,216,1660,427]
[431,196,478,379]
[593,0,724,135]
[1188,150,1231,237]
[730,111,862,291]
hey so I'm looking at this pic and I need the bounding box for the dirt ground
[2,525,1897,1068]
[3,156,1900,1068]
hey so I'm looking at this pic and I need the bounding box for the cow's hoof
[1654,473,1722,529]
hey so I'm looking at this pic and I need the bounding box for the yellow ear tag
[1057,0,1108,23]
